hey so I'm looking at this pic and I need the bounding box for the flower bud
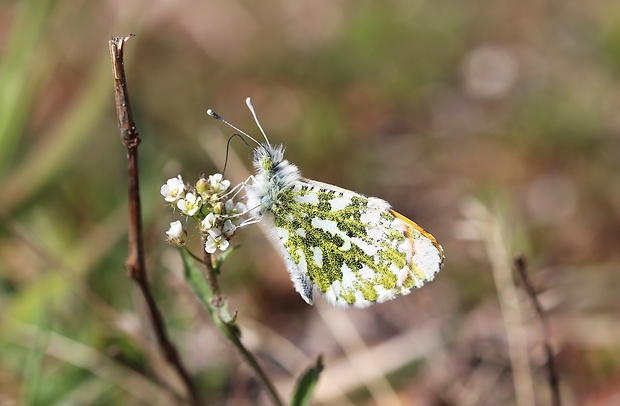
[195,178,209,194]
[213,201,224,214]
[166,221,187,247]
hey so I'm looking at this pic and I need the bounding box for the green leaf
[179,248,240,338]
[21,305,49,406]
[213,244,240,274]
[290,355,324,406]
[178,249,282,404]
[180,248,214,307]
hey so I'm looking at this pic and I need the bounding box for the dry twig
[514,255,561,406]
[483,210,535,406]
[109,35,200,405]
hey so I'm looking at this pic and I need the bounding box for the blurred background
[1,0,620,404]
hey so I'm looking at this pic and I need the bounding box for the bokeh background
[2,0,620,404]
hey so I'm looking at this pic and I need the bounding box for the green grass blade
[0,0,56,176]
[290,355,324,406]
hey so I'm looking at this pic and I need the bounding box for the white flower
[225,199,246,214]
[205,228,229,253]
[177,193,201,216]
[218,238,230,252]
[167,220,185,238]
[225,199,247,225]
[161,175,185,203]
[208,173,231,194]
[200,212,218,232]
[166,220,186,247]
[222,219,236,237]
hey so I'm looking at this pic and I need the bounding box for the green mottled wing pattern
[270,179,442,307]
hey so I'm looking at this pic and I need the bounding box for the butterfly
[207,98,444,308]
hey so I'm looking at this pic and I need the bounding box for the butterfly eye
[261,157,272,171]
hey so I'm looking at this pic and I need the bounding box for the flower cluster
[161,173,247,254]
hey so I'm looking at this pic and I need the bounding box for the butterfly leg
[220,175,255,200]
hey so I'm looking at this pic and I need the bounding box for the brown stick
[514,255,561,406]
[109,35,201,406]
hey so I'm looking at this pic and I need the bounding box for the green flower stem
[181,245,283,406]
[201,248,222,297]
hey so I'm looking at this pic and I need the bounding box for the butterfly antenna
[222,133,252,176]
[206,108,262,146]
[245,97,271,146]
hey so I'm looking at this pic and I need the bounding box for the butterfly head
[207,99,301,212]
[252,143,300,191]
[254,143,284,172]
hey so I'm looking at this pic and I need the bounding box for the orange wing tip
[389,209,445,264]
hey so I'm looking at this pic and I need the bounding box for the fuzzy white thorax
[245,144,301,216]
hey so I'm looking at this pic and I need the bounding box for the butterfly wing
[265,178,444,308]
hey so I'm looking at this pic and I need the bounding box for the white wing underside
[299,179,392,209]
[255,178,443,308]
